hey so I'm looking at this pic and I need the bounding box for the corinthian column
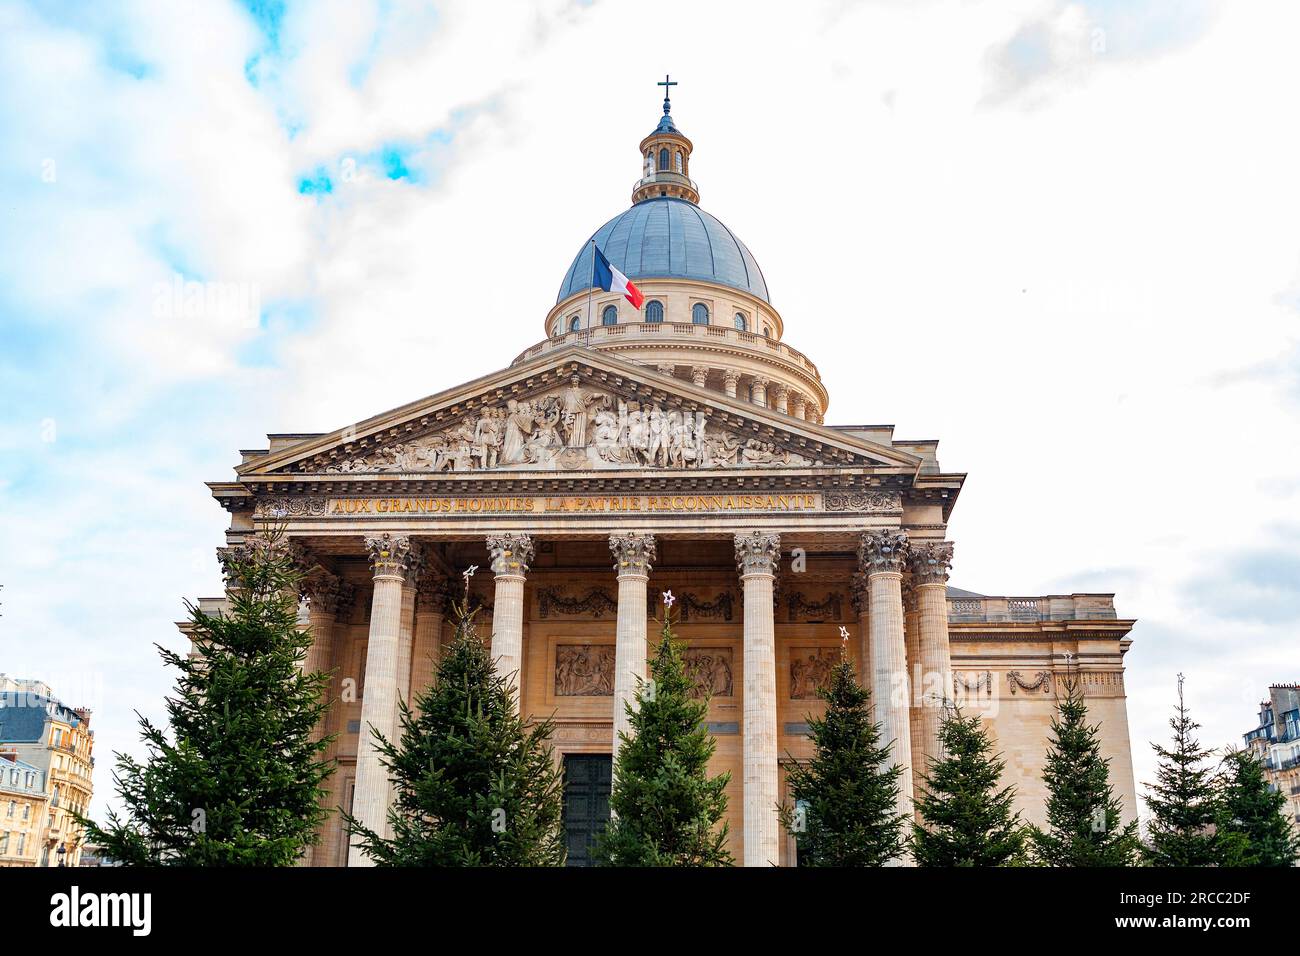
[850,572,871,689]
[609,533,655,759]
[772,384,789,415]
[411,572,451,711]
[299,568,343,735]
[298,567,341,867]
[349,533,419,867]
[735,531,781,867]
[910,541,955,773]
[395,553,422,712]
[488,533,534,710]
[860,529,914,853]
[751,376,770,407]
[723,368,741,398]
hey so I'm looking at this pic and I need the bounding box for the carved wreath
[787,592,843,622]
[537,587,617,619]
[953,671,993,695]
[1007,670,1053,694]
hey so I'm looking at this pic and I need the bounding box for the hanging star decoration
[839,625,850,643]
[662,590,675,608]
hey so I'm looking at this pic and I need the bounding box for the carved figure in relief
[317,381,825,473]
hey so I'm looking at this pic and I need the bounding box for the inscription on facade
[320,493,821,517]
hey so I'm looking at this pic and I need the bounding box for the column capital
[722,368,743,388]
[690,365,710,387]
[609,532,656,577]
[364,533,419,580]
[300,567,344,615]
[735,531,781,577]
[858,528,910,574]
[416,571,453,613]
[751,374,771,388]
[656,362,676,377]
[487,533,534,576]
[909,540,954,586]
[217,535,291,586]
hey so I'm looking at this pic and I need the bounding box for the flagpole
[585,239,595,344]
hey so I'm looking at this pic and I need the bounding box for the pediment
[239,348,919,478]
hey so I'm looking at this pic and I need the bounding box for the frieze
[254,496,329,518]
[306,376,823,475]
[824,490,902,514]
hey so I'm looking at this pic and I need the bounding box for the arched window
[734,312,748,332]
[692,303,709,325]
[601,305,618,326]
[569,315,581,332]
[675,151,683,173]
[658,148,670,171]
[763,325,772,338]
[644,300,664,323]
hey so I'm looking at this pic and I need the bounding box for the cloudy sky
[2,0,1296,820]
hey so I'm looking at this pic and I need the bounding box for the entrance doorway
[562,753,612,866]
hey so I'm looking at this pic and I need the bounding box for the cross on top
[658,73,677,113]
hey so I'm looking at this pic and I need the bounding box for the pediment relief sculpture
[313,377,822,474]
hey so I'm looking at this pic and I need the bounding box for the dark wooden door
[562,753,612,866]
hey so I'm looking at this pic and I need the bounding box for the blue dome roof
[556,198,770,304]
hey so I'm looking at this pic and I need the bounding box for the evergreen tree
[1030,670,1140,866]
[1215,747,1299,867]
[912,704,1029,866]
[77,530,333,866]
[594,606,732,866]
[778,648,905,866]
[1143,673,1220,866]
[346,582,564,866]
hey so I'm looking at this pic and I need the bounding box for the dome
[556,197,770,304]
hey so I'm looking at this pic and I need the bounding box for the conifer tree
[912,704,1028,867]
[1143,673,1220,866]
[594,600,732,866]
[778,645,905,866]
[346,576,565,866]
[78,529,333,866]
[1215,747,1299,867]
[1030,669,1140,866]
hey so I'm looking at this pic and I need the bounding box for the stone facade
[193,92,1137,866]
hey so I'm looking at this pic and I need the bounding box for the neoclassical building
[201,88,1138,867]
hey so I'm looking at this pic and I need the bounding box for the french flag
[593,244,645,309]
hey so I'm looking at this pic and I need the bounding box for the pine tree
[1143,673,1220,866]
[77,530,333,866]
[1215,747,1299,867]
[1030,670,1141,866]
[593,607,733,866]
[912,704,1029,866]
[778,649,905,866]
[346,583,565,866]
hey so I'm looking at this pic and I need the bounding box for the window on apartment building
[6,800,13,818]
[0,832,8,854]
[22,804,29,821]
[16,834,24,855]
